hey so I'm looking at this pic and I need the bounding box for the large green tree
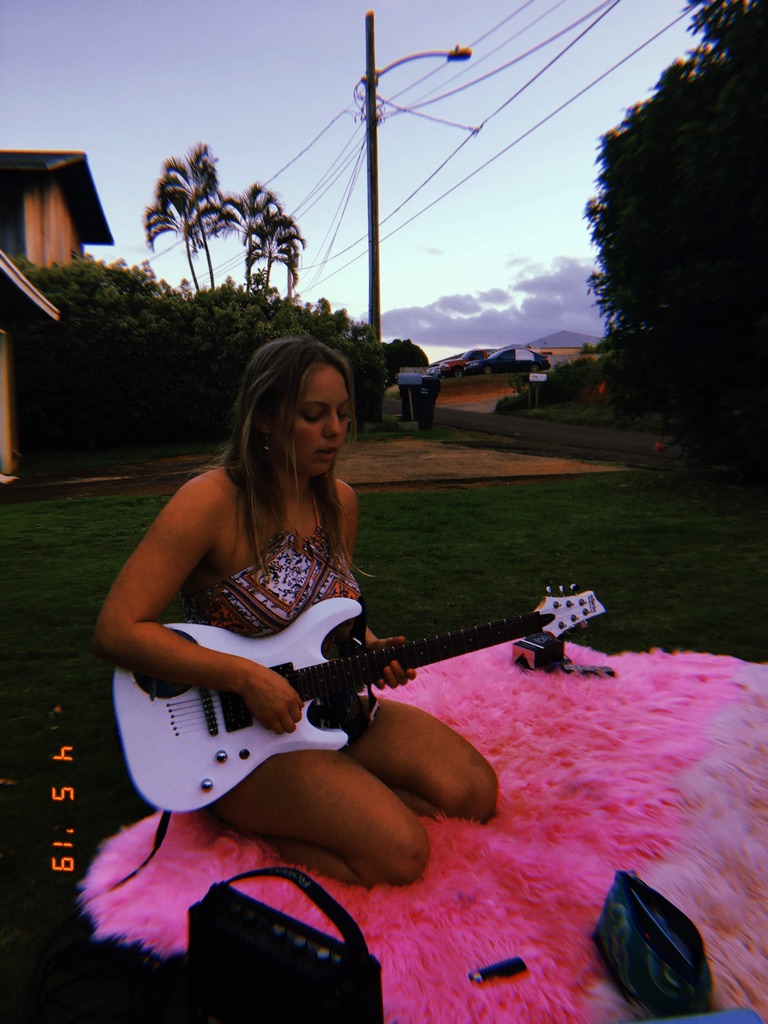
[586,0,768,479]
[144,143,230,291]
[382,338,428,385]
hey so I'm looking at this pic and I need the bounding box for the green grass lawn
[2,469,766,1018]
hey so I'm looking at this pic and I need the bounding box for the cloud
[382,256,604,356]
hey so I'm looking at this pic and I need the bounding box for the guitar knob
[200,779,213,792]
[216,750,228,763]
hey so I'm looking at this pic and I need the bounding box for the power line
[291,123,366,219]
[264,107,357,186]
[363,0,624,253]
[307,10,689,293]
[301,141,367,290]
[393,0,569,108]
[385,0,541,106]
[378,11,690,249]
[407,0,618,113]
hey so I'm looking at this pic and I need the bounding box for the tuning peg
[559,585,565,596]
[570,584,578,593]
[546,585,553,595]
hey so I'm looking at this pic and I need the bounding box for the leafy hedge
[11,258,385,451]
[496,355,608,412]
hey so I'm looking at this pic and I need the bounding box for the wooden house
[0,150,112,264]
[0,151,112,473]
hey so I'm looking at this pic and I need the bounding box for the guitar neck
[288,609,552,701]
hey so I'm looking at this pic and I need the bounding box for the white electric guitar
[113,589,605,811]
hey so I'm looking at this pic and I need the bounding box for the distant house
[529,330,602,368]
[0,150,113,264]
[0,151,112,473]
[0,252,60,474]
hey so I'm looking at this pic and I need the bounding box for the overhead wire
[307,9,690,292]
[263,107,357,187]
[377,10,691,251]
[148,4,568,281]
[406,0,619,113]
[296,0,583,288]
[205,117,366,283]
[354,0,625,258]
[301,139,367,290]
[385,0,540,104]
[390,0,570,107]
[149,5,687,299]
[291,122,366,219]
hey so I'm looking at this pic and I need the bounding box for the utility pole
[364,10,381,343]
[362,12,470,349]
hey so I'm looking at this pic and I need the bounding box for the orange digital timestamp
[51,745,76,872]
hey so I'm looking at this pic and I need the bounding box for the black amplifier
[187,867,383,1024]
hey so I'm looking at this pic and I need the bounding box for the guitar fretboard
[288,609,549,703]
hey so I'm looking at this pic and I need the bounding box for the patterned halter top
[182,525,360,638]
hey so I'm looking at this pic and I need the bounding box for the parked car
[427,348,496,378]
[464,348,550,375]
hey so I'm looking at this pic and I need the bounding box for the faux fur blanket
[80,645,768,1022]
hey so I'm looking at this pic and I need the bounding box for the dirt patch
[337,437,620,488]
[0,437,621,504]
[435,376,518,406]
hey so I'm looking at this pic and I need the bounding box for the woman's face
[288,363,351,479]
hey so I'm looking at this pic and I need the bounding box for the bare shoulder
[162,468,236,524]
[336,479,359,558]
[336,478,358,516]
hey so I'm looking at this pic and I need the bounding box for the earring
[262,432,271,452]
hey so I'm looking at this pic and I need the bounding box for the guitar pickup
[220,692,253,732]
[270,662,294,678]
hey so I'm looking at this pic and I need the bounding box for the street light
[363,10,471,344]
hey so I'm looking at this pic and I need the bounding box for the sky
[0,0,699,363]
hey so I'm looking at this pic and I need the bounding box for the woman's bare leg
[213,701,497,887]
[349,700,498,822]
[213,747,430,887]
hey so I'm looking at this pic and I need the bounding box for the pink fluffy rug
[80,644,768,1022]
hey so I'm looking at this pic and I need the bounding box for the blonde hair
[220,336,356,564]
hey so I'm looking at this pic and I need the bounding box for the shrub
[11,260,385,449]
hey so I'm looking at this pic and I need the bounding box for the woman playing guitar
[94,336,498,887]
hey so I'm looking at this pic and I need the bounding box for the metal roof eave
[0,250,61,322]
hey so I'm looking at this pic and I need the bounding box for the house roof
[0,249,60,322]
[531,330,602,349]
[0,150,113,244]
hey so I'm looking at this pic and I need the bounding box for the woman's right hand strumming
[233,663,304,735]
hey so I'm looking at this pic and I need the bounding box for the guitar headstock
[535,586,605,637]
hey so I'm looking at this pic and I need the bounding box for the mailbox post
[529,372,548,409]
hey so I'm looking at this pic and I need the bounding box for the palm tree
[224,183,281,294]
[144,143,227,291]
[249,207,306,296]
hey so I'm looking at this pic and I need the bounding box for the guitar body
[112,587,605,814]
[113,597,363,812]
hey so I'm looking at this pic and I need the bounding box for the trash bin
[413,376,441,430]
[397,372,423,422]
